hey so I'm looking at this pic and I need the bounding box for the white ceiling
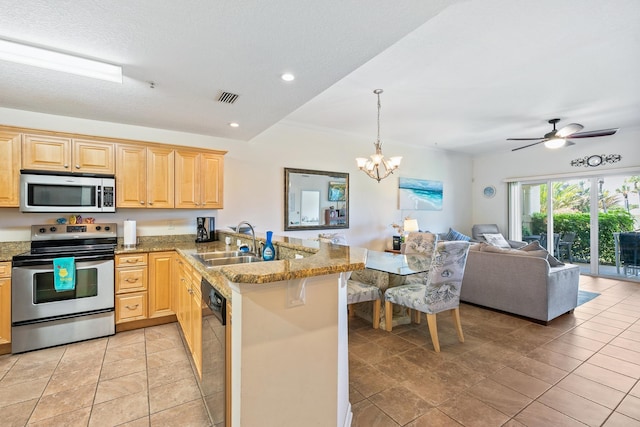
[1,0,639,155]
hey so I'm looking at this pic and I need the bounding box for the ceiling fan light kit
[508,118,618,152]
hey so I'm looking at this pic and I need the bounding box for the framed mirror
[284,168,349,231]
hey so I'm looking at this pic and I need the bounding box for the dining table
[354,250,432,330]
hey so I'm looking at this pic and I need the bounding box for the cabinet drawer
[116,292,148,323]
[0,262,9,278]
[116,268,148,293]
[116,253,148,267]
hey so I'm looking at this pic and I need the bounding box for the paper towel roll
[124,220,137,248]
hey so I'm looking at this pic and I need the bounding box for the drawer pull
[125,304,140,310]
[125,278,139,283]
[125,259,140,264]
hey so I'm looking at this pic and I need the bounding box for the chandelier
[356,89,402,182]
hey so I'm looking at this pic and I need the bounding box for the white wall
[472,127,640,234]
[0,108,472,249]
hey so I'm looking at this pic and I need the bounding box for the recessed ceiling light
[281,73,295,82]
[229,122,239,128]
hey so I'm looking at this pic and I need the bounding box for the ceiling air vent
[217,91,239,104]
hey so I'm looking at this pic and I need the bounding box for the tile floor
[0,275,638,426]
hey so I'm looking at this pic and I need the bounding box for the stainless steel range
[11,223,117,353]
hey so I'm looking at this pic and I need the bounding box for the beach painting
[399,178,443,210]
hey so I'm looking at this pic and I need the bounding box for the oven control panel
[32,223,117,241]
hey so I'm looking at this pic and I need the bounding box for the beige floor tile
[1,360,59,387]
[147,359,194,389]
[350,363,398,398]
[526,346,583,371]
[514,401,588,427]
[489,366,551,399]
[543,339,597,361]
[0,377,49,408]
[146,346,190,369]
[611,336,640,353]
[118,416,150,427]
[405,407,463,426]
[506,355,568,384]
[149,398,211,427]
[603,411,640,427]
[466,378,532,417]
[107,329,146,349]
[94,370,148,404]
[29,383,96,423]
[88,390,149,427]
[99,356,147,381]
[556,373,626,409]
[537,386,611,427]
[103,341,147,364]
[617,394,640,422]
[573,362,637,393]
[149,376,201,414]
[43,364,101,396]
[368,385,432,426]
[438,393,510,427]
[351,399,399,427]
[1,397,38,426]
[27,406,91,427]
[587,353,640,379]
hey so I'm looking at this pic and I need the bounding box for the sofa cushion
[519,240,565,266]
[445,227,471,242]
[483,233,510,248]
[481,243,548,259]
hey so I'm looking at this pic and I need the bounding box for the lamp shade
[403,219,419,233]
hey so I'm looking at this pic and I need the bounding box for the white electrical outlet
[168,220,175,230]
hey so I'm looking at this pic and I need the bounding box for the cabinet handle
[148,201,153,205]
[125,259,139,264]
[125,277,139,282]
[64,164,69,168]
[75,164,80,169]
[125,304,139,310]
[140,201,145,205]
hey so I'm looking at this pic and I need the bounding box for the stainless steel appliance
[198,278,226,425]
[20,172,116,213]
[11,223,117,353]
[195,216,215,243]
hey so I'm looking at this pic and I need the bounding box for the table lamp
[404,219,420,235]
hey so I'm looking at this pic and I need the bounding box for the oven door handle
[12,253,114,267]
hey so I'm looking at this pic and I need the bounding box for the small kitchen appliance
[196,217,216,243]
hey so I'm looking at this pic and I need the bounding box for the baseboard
[115,314,177,333]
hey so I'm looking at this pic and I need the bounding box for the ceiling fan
[508,118,618,151]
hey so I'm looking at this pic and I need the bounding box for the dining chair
[557,232,576,262]
[619,232,640,276]
[402,232,437,286]
[384,241,471,352]
[347,269,385,328]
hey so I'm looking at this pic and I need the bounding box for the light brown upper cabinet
[22,134,115,174]
[0,131,21,207]
[116,144,175,208]
[175,150,224,209]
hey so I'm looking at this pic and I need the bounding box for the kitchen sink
[191,251,263,268]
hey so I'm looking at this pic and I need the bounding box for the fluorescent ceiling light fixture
[281,73,295,82]
[0,39,122,83]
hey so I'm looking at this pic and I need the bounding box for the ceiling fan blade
[506,137,544,141]
[569,128,619,138]
[565,140,576,147]
[512,140,546,151]
[556,123,583,138]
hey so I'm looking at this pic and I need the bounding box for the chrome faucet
[236,221,257,254]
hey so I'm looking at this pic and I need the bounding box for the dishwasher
[198,278,227,426]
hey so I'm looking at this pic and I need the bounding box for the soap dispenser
[262,231,276,261]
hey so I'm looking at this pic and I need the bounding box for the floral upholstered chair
[347,269,386,328]
[384,240,471,352]
[402,232,437,286]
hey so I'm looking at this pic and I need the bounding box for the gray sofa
[460,247,580,324]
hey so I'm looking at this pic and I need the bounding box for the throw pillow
[445,227,471,242]
[483,233,510,248]
[518,239,564,266]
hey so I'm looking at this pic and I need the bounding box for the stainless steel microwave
[20,172,116,213]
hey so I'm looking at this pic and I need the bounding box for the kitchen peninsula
[120,230,365,427]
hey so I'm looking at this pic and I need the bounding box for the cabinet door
[147,147,174,208]
[116,144,147,208]
[191,283,203,378]
[116,292,148,323]
[0,131,21,207]
[175,150,200,208]
[148,252,175,318]
[0,270,10,344]
[73,139,115,174]
[22,134,71,172]
[200,152,224,209]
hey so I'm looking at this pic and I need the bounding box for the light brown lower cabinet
[175,254,203,377]
[115,253,148,324]
[0,262,12,347]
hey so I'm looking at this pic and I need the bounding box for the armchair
[471,224,525,248]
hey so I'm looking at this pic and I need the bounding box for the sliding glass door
[511,172,639,281]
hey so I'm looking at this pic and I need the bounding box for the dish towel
[53,257,76,292]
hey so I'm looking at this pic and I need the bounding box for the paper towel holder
[123,220,137,249]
